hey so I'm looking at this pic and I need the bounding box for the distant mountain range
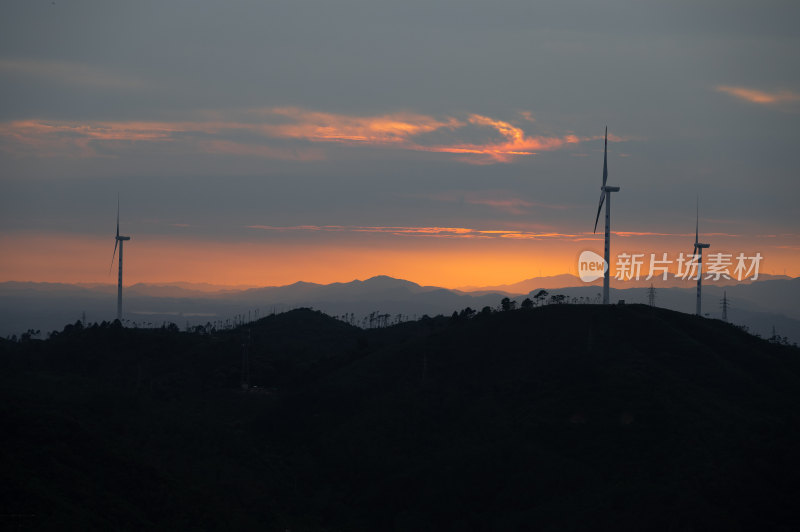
[457,273,792,295]
[1,275,798,343]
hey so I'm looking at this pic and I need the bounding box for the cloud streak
[423,191,573,214]
[0,107,588,164]
[244,224,681,241]
[0,59,147,90]
[715,85,800,106]
[245,225,754,242]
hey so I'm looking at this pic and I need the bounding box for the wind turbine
[593,127,620,305]
[110,198,131,322]
[692,198,710,316]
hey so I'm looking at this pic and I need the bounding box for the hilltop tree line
[0,289,627,342]
[331,290,600,329]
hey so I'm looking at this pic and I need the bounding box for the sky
[1,0,798,288]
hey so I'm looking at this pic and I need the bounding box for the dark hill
[2,305,799,531]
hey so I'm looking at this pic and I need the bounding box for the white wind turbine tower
[110,198,131,322]
[692,198,710,316]
[593,127,621,305]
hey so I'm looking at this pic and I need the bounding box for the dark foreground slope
[2,305,799,531]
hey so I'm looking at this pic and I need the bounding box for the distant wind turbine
[110,197,131,321]
[593,127,620,305]
[692,198,710,316]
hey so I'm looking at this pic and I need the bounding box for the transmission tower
[647,284,656,307]
[720,291,729,321]
[241,328,251,391]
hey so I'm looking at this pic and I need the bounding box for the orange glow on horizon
[1,231,798,289]
[0,232,576,288]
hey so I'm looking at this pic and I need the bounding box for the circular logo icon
[578,250,607,282]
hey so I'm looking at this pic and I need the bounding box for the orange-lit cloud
[0,118,322,160]
[715,85,800,106]
[247,224,617,241]
[256,107,462,144]
[244,224,765,246]
[613,231,745,238]
[0,107,588,164]
[256,109,583,163]
[419,114,581,163]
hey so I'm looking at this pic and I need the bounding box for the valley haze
[3,274,798,345]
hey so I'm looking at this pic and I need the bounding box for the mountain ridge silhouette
[2,304,799,530]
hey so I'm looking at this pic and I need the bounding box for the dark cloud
[0,0,798,275]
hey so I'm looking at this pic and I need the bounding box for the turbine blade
[689,197,699,260]
[695,196,699,244]
[593,191,605,233]
[110,239,118,273]
[116,196,120,239]
[602,126,608,187]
